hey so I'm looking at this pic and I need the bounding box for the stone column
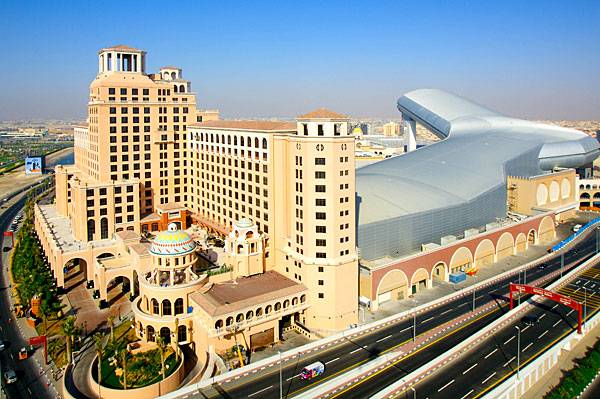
[403,116,417,152]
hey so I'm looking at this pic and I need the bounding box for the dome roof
[234,218,254,229]
[150,229,196,256]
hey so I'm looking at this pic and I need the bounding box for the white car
[573,224,583,233]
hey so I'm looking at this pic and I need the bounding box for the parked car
[4,369,17,384]
[573,224,583,233]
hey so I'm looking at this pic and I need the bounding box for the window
[109,107,116,114]
[316,226,326,233]
[108,88,115,95]
[316,212,326,220]
[316,252,326,258]
[316,239,326,246]
[315,157,326,165]
[120,88,127,95]
[317,124,324,136]
[334,123,341,136]
[318,293,324,299]
[302,123,308,135]
[318,280,324,286]
[315,185,326,192]
[315,171,326,179]
[318,266,324,272]
[316,199,326,206]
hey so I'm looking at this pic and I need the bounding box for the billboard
[25,156,44,174]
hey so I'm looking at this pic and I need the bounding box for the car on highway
[573,224,583,233]
[0,340,5,351]
[300,361,325,381]
[3,369,17,384]
[3,246,11,252]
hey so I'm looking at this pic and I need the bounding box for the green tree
[61,315,77,365]
[94,332,105,387]
[39,300,50,335]
[156,336,167,381]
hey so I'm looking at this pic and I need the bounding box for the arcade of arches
[367,214,557,310]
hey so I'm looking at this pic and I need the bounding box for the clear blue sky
[1,0,599,120]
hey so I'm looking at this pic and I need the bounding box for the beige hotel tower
[40,45,358,340]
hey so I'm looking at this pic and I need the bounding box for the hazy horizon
[1,0,599,121]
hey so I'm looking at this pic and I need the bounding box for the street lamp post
[583,287,588,330]
[278,351,282,399]
[413,300,417,342]
[515,326,521,379]
[472,290,476,312]
[560,253,564,278]
[410,385,416,399]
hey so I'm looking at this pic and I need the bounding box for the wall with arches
[578,178,600,211]
[367,212,557,310]
[507,170,577,216]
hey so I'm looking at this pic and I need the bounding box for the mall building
[35,47,599,386]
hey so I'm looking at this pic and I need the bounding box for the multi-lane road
[0,189,55,399]
[196,228,598,399]
[399,256,600,399]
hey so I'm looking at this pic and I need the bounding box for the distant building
[382,121,400,136]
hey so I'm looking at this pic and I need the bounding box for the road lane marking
[504,336,515,345]
[539,314,546,320]
[248,385,273,397]
[440,309,452,315]
[438,379,455,392]
[551,304,558,310]
[461,389,474,399]
[350,346,365,354]
[482,372,497,384]
[399,326,411,333]
[462,363,478,374]
[553,320,562,327]
[420,316,434,324]
[574,287,581,293]
[484,348,498,359]
[503,356,516,367]
[538,330,548,339]
[567,309,575,316]
[522,343,533,352]
[286,373,301,381]
[376,335,392,343]
[522,325,530,332]
[325,357,340,365]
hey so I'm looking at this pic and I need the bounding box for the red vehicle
[300,361,325,380]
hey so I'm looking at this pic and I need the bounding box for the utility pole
[410,385,416,399]
[515,326,521,379]
[472,290,476,312]
[583,287,588,330]
[413,300,417,342]
[560,253,564,278]
[278,351,282,399]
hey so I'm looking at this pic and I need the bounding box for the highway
[394,259,600,399]
[194,229,599,399]
[0,188,55,399]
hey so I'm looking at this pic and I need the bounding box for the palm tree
[61,315,77,365]
[93,333,105,389]
[119,348,128,389]
[173,318,180,362]
[39,300,50,335]
[107,315,115,342]
[156,336,167,381]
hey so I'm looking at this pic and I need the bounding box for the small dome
[235,218,254,229]
[150,229,196,256]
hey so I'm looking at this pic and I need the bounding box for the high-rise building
[383,121,400,136]
[37,47,358,345]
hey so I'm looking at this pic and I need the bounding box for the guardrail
[370,252,600,399]
[552,216,600,252]
[158,220,599,399]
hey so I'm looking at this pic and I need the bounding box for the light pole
[278,350,282,399]
[560,253,564,278]
[515,326,521,379]
[524,268,527,284]
[583,287,588,330]
[409,385,416,399]
[472,289,476,312]
[412,300,417,342]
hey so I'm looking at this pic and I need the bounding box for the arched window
[275,302,282,311]
[226,316,234,326]
[262,138,267,149]
[152,299,159,315]
[300,294,306,303]
[87,219,95,241]
[256,308,263,317]
[151,223,158,231]
[100,217,108,239]
[236,313,244,323]
[283,299,290,308]
[228,135,231,145]
[292,297,298,306]
[160,326,171,344]
[170,71,176,80]
[265,305,272,314]
[246,310,254,320]
[247,137,251,147]
[147,325,155,342]
[178,325,186,342]
[179,84,185,93]
[255,137,259,148]
[174,85,178,93]
[215,319,223,330]
[162,299,171,316]
[234,136,238,145]
[174,298,184,315]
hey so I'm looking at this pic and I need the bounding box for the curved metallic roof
[356,89,599,259]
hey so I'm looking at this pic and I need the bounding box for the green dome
[150,229,196,256]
